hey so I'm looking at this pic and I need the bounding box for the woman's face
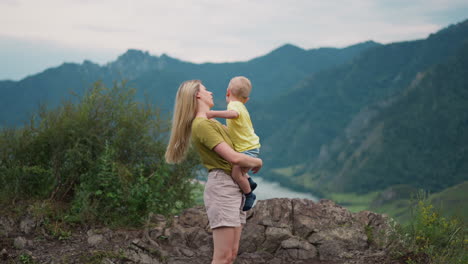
[197,84,214,108]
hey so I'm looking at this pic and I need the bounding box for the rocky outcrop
[1,198,397,263]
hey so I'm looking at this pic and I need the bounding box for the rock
[0,217,15,237]
[125,245,162,264]
[262,226,292,253]
[101,258,116,264]
[148,213,167,225]
[87,234,104,246]
[236,252,276,264]
[166,257,211,264]
[1,198,396,263]
[253,199,293,228]
[20,217,36,235]
[239,222,266,253]
[177,206,209,229]
[308,226,368,260]
[1,248,8,260]
[293,199,353,238]
[165,225,187,247]
[13,236,27,249]
[278,237,317,260]
[178,247,195,257]
[185,226,212,251]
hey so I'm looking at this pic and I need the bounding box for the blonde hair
[165,80,201,164]
[228,76,252,99]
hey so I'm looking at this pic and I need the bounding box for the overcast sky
[1,0,467,80]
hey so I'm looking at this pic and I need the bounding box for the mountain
[294,43,468,195]
[1,19,468,202]
[0,42,379,127]
[255,19,468,187]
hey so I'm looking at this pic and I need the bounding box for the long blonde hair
[165,80,201,164]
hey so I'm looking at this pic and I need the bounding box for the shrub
[0,81,200,226]
[394,191,467,263]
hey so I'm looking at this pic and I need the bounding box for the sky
[1,0,468,80]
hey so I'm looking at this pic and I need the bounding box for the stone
[254,199,293,228]
[308,226,368,260]
[13,236,27,249]
[292,198,353,237]
[177,206,209,229]
[1,248,8,260]
[185,226,212,250]
[87,234,104,246]
[1,198,396,263]
[261,226,293,253]
[0,216,15,237]
[279,237,317,260]
[20,217,36,235]
[239,222,266,253]
[178,247,195,257]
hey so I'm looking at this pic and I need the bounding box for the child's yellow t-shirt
[226,101,261,152]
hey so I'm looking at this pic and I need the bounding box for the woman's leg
[232,226,243,262]
[212,226,243,264]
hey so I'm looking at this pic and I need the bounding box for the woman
[165,80,262,264]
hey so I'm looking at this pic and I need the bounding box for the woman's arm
[213,142,262,172]
[207,110,239,119]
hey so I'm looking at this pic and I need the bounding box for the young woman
[165,80,262,264]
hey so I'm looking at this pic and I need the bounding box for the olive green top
[191,117,233,174]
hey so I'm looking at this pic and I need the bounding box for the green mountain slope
[255,19,468,174]
[296,43,468,195]
[0,42,378,126]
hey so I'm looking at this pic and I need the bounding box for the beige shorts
[204,169,246,229]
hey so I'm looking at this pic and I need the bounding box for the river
[253,177,319,202]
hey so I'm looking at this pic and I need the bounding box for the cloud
[0,0,467,79]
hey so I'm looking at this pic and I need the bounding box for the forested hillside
[292,43,468,194]
[1,19,467,205]
[0,41,378,126]
[255,19,468,170]
[255,20,468,197]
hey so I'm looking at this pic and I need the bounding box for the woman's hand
[213,142,263,168]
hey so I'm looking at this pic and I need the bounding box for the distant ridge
[0,41,378,126]
[2,19,468,201]
[253,18,468,195]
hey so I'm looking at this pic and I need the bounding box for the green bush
[394,191,467,263]
[0,81,200,226]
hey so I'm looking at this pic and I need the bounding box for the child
[207,76,260,211]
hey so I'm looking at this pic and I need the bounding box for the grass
[429,181,468,221]
[372,199,413,223]
[391,191,468,263]
[323,182,468,225]
[326,191,380,212]
[271,164,305,177]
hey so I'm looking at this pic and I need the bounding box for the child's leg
[240,148,259,191]
[241,167,257,192]
[232,165,251,194]
[232,165,256,211]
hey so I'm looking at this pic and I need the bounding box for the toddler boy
[207,76,260,211]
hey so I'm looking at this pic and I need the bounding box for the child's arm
[207,110,239,119]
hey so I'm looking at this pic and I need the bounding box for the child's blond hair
[228,76,252,100]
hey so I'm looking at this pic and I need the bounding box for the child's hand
[251,166,261,174]
[251,158,262,174]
